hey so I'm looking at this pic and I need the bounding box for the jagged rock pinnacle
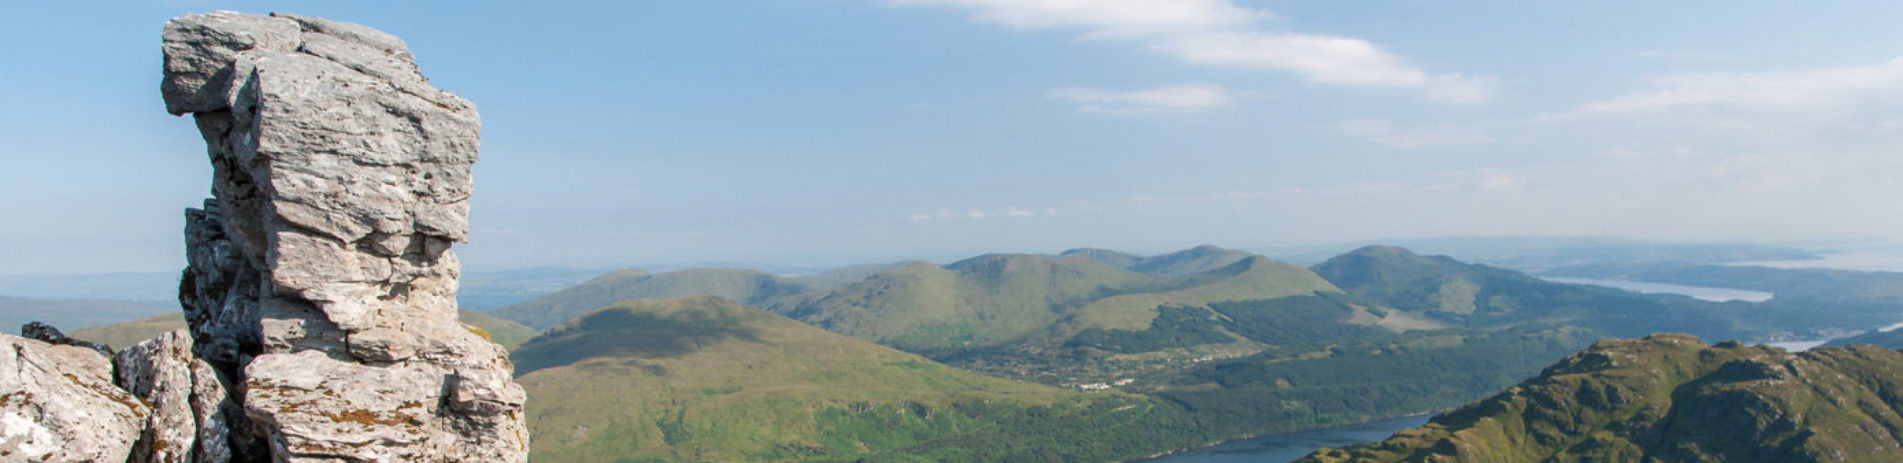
[151,11,528,462]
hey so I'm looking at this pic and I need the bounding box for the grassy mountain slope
[72,310,535,350]
[69,312,187,350]
[1059,255,1340,333]
[777,255,1175,352]
[514,296,1221,462]
[0,295,174,334]
[1303,334,1903,462]
[457,310,538,348]
[788,262,903,290]
[1061,244,1256,276]
[492,268,812,330]
[1313,246,1763,341]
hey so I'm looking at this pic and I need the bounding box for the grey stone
[0,333,147,463]
[163,11,528,462]
[114,330,238,463]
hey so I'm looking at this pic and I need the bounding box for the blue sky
[3,1,1902,274]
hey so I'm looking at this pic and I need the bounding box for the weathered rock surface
[158,10,527,462]
[0,333,147,462]
[115,330,244,463]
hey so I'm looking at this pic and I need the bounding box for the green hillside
[513,296,1222,462]
[1304,334,1903,462]
[72,310,536,350]
[777,255,1176,352]
[69,312,187,350]
[1061,244,1256,276]
[1312,246,1764,341]
[492,268,813,330]
[458,310,539,348]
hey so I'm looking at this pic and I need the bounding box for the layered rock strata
[156,11,527,462]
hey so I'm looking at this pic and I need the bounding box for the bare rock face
[0,333,147,462]
[115,330,243,463]
[161,11,527,462]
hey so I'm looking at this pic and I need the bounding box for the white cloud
[884,0,1492,103]
[1335,118,1492,149]
[1158,32,1495,103]
[885,0,1263,37]
[1052,83,1247,115]
[1006,207,1037,217]
[1573,58,1903,116]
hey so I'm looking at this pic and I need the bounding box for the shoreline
[1126,412,1437,462]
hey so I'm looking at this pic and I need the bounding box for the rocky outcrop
[0,333,147,463]
[115,330,245,463]
[156,11,527,462]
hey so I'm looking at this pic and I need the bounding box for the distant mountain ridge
[491,267,814,330]
[1061,244,1257,276]
[1314,246,1762,341]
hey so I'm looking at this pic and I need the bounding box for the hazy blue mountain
[1262,236,1818,270]
[491,268,814,330]
[1063,244,1258,276]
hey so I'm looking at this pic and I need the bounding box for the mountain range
[65,243,1903,462]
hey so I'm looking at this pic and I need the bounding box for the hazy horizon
[6,1,1902,275]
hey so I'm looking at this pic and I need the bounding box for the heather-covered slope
[1303,334,1903,462]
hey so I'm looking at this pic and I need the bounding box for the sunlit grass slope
[515,296,1217,462]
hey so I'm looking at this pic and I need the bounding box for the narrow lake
[1539,277,1774,303]
[1139,414,1432,463]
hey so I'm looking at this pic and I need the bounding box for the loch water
[1140,414,1433,463]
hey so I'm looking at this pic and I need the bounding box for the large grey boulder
[162,11,527,462]
[0,333,147,462]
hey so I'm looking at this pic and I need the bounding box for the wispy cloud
[1636,50,1736,62]
[1052,83,1247,115]
[1336,118,1492,149]
[884,0,1493,103]
[1570,58,1903,116]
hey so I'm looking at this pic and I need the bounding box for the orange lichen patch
[64,372,146,417]
[322,408,415,426]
